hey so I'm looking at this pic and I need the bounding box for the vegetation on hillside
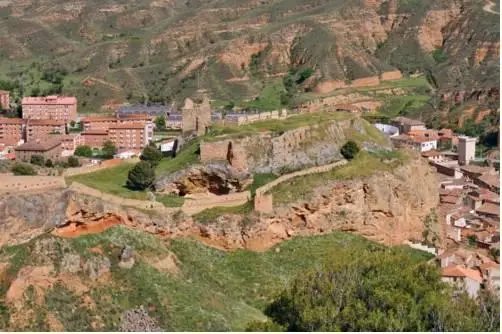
[248,250,499,332]
[0,228,439,331]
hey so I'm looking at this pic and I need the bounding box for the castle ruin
[182,95,211,136]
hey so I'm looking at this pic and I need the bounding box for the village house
[60,134,83,156]
[479,261,500,293]
[390,116,426,134]
[441,265,483,298]
[475,202,500,220]
[390,134,437,152]
[25,119,66,142]
[165,113,183,129]
[15,138,62,162]
[421,150,443,162]
[465,189,500,210]
[22,96,77,122]
[0,117,24,146]
[0,90,10,110]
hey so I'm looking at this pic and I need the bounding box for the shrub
[127,161,155,190]
[67,156,81,167]
[140,143,163,167]
[74,145,93,157]
[30,155,45,166]
[12,163,37,175]
[340,141,360,160]
[45,159,54,168]
[154,116,166,130]
[102,140,117,159]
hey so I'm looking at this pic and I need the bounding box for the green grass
[0,227,433,331]
[247,173,279,196]
[204,112,353,142]
[270,150,408,205]
[244,79,285,111]
[66,140,200,204]
[193,202,254,224]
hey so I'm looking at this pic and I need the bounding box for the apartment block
[108,123,148,150]
[81,130,108,148]
[26,119,66,142]
[0,117,24,146]
[0,90,9,110]
[60,133,83,151]
[22,95,77,122]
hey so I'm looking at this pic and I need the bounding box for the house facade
[0,117,24,145]
[26,119,66,142]
[15,138,62,162]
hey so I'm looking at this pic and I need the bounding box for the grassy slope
[66,139,201,205]
[270,150,408,205]
[0,228,433,331]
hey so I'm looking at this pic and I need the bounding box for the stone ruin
[182,94,211,136]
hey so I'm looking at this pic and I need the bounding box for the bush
[126,161,155,190]
[250,251,499,332]
[67,156,81,167]
[45,159,54,168]
[30,155,45,166]
[340,141,360,160]
[140,143,163,167]
[102,140,117,159]
[12,163,37,175]
[154,116,166,130]
[74,145,93,157]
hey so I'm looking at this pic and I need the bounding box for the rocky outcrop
[154,163,253,195]
[202,118,389,174]
[0,154,439,253]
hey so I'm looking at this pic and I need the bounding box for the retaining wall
[181,191,251,215]
[403,240,438,255]
[63,158,140,177]
[0,175,67,194]
[380,70,403,81]
[254,159,348,213]
[350,76,380,88]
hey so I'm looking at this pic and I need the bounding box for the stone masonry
[182,95,211,136]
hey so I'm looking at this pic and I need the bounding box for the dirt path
[483,1,499,14]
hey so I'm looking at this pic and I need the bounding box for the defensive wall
[0,175,66,194]
[63,158,140,177]
[312,70,403,94]
[254,159,348,213]
[222,110,287,126]
[181,191,251,215]
[199,139,249,171]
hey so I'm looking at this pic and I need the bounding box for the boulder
[119,306,162,332]
[118,246,135,269]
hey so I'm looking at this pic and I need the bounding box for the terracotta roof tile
[441,265,483,283]
[15,138,62,151]
[22,96,76,105]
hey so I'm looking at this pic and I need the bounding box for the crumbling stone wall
[313,80,348,94]
[380,70,403,81]
[0,175,66,194]
[350,76,380,88]
[254,160,348,213]
[182,96,211,135]
[200,140,248,170]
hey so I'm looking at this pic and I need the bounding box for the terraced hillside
[0,0,498,114]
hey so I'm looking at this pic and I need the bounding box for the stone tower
[458,136,476,166]
[182,94,211,136]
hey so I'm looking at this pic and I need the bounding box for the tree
[67,156,81,167]
[340,140,360,160]
[249,251,497,332]
[74,145,93,157]
[102,140,117,159]
[12,163,36,176]
[126,161,155,190]
[70,121,76,128]
[154,116,166,130]
[140,143,162,167]
[30,154,45,166]
[45,159,53,168]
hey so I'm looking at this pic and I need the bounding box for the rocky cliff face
[226,118,389,174]
[0,155,439,252]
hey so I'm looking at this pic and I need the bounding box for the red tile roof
[476,202,500,217]
[421,150,442,157]
[15,138,62,151]
[27,119,66,126]
[109,123,145,130]
[441,265,483,283]
[479,261,500,270]
[4,152,15,160]
[81,116,117,123]
[22,96,76,105]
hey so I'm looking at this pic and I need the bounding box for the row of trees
[74,141,117,159]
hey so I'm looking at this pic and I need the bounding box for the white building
[441,265,482,298]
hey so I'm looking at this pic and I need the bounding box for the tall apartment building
[0,90,10,110]
[81,130,108,148]
[25,119,66,142]
[22,95,77,122]
[108,123,148,150]
[0,117,24,146]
